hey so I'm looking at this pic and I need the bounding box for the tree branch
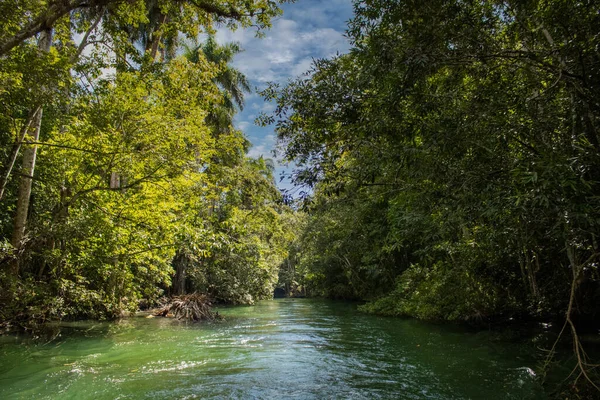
[0,0,117,56]
[70,7,106,63]
[186,0,244,19]
[0,106,42,201]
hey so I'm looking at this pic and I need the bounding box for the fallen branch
[154,293,220,322]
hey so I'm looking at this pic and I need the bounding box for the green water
[0,299,551,399]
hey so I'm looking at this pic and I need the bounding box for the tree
[183,35,251,133]
[0,0,295,327]
[263,0,599,393]
[9,29,52,275]
[0,0,289,57]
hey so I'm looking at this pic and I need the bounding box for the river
[0,299,556,399]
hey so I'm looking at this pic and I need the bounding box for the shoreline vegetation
[152,293,220,322]
[262,0,600,395]
[1,0,599,397]
[0,0,298,331]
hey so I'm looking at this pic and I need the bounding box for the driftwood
[154,293,220,322]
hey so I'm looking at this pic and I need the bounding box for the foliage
[265,0,600,320]
[263,0,600,390]
[181,156,296,304]
[274,209,306,297]
[0,0,295,325]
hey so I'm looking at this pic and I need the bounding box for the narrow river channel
[0,299,551,399]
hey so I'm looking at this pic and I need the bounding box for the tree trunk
[0,106,42,201]
[10,29,52,275]
[147,14,167,61]
[172,250,188,295]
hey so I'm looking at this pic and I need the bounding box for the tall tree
[9,28,52,274]
[183,35,251,131]
[0,0,290,57]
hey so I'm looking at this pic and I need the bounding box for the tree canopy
[263,0,600,393]
[0,0,296,326]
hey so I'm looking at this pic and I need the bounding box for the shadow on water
[0,298,581,399]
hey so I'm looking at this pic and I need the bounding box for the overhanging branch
[0,0,116,56]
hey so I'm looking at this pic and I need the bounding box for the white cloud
[214,27,252,47]
[250,101,275,112]
[247,133,277,159]
[291,57,315,77]
[260,102,276,113]
[236,121,251,131]
[247,144,268,159]
[217,15,350,84]
[213,0,354,192]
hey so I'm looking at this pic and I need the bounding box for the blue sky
[215,0,355,193]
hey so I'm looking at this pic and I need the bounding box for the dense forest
[1,0,599,396]
[264,0,600,393]
[0,0,297,325]
[271,0,600,321]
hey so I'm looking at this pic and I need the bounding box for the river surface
[0,299,555,399]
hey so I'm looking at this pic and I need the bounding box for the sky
[215,0,355,194]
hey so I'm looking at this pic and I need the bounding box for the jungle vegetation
[264,0,600,393]
[1,0,599,394]
[0,0,297,327]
